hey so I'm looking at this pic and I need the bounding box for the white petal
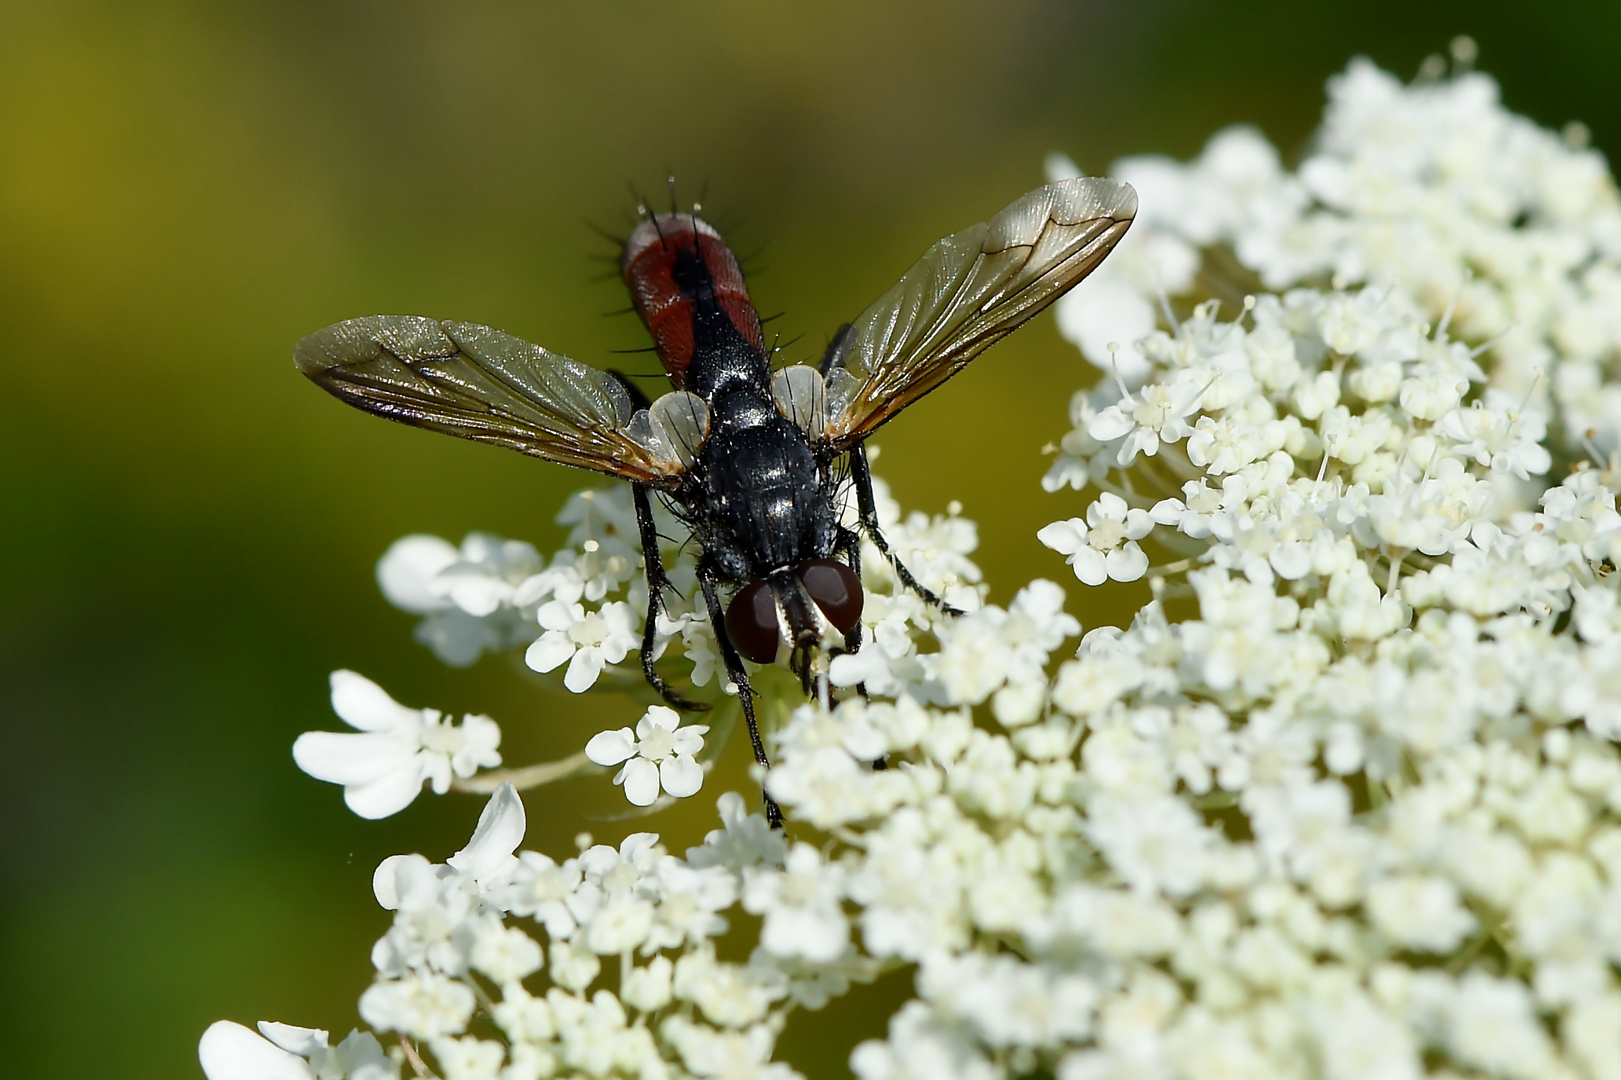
[375,535,459,614]
[563,648,605,693]
[670,726,708,756]
[1045,151,1081,182]
[1149,498,1186,526]
[1056,276,1158,379]
[1087,406,1137,441]
[415,609,499,668]
[371,854,413,909]
[372,853,438,912]
[1092,491,1128,520]
[619,759,661,806]
[421,752,454,795]
[450,714,504,775]
[585,728,638,766]
[441,571,513,618]
[448,782,527,880]
[596,633,635,666]
[828,652,869,688]
[1071,548,1109,587]
[600,601,639,633]
[511,572,555,607]
[198,1021,314,1080]
[1105,543,1149,582]
[638,705,682,736]
[659,756,703,799]
[1271,541,1312,580]
[524,633,575,674]
[1036,520,1086,556]
[329,670,419,733]
[292,731,417,786]
[342,761,428,820]
[255,1023,329,1057]
[1117,429,1155,465]
[535,599,582,632]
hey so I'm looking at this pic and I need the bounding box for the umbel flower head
[212,43,1621,1080]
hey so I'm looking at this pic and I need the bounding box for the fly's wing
[295,315,682,484]
[822,177,1135,449]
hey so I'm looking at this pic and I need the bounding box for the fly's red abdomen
[621,214,764,388]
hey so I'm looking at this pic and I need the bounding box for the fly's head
[724,559,862,692]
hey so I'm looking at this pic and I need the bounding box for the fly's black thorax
[688,415,836,582]
[665,249,837,582]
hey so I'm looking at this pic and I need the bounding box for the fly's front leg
[849,442,963,617]
[699,568,783,828]
[634,484,708,713]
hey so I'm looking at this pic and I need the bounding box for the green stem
[399,1037,438,1079]
[452,752,595,793]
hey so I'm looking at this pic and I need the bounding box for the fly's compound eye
[797,558,863,633]
[724,579,781,664]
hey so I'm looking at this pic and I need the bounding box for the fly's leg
[633,484,708,713]
[699,568,783,828]
[834,525,864,656]
[818,322,853,375]
[849,442,964,617]
[834,524,885,770]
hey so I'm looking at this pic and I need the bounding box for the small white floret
[585,705,708,806]
[291,671,502,819]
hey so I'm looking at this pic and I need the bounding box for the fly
[295,177,1136,825]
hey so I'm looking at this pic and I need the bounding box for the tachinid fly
[295,178,1136,825]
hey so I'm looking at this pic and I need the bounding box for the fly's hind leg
[848,441,964,617]
[633,484,709,713]
[698,566,783,828]
[834,524,864,656]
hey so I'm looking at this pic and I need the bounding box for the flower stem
[453,752,595,793]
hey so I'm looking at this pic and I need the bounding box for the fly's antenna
[666,172,679,215]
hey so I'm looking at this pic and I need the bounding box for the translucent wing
[295,315,685,484]
[822,177,1136,448]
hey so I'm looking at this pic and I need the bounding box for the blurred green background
[3,2,1618,1076]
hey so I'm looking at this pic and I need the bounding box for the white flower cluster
[378,532,548,668]
[1051,45,1621,459]
[826,49,1621,1080]
[203,782,874,1080]
[209,49,1621,1080]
